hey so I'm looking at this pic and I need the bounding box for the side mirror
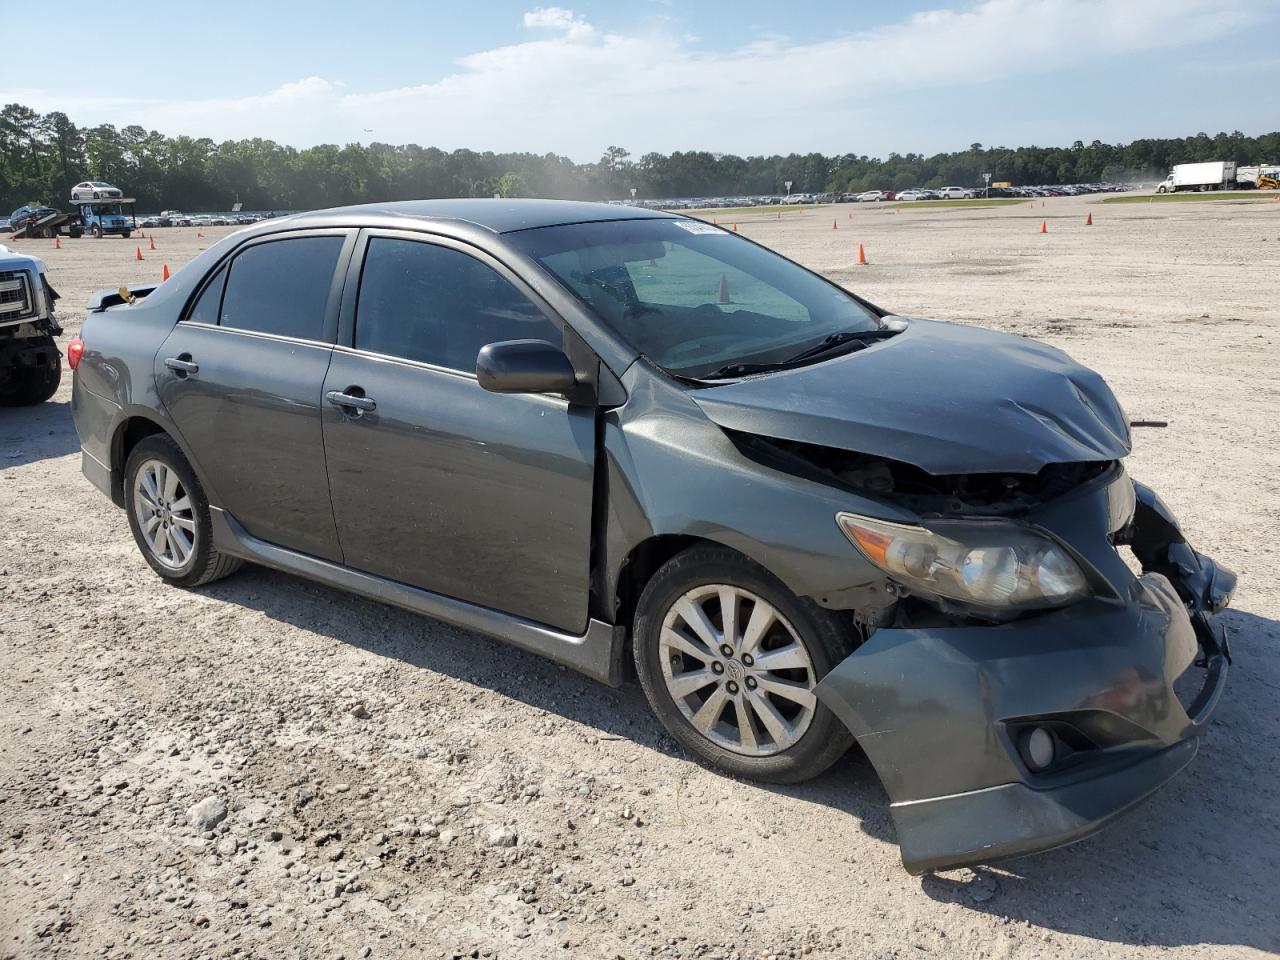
[476,339,578,396]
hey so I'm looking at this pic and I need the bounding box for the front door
[321,232,596,633]
[156,231,351,561]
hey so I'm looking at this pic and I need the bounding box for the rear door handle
[164,356,198,375]
[326,390,376,412]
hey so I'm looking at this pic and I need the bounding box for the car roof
[281,198,676,235]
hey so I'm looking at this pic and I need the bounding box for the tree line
[3,103,1277,213]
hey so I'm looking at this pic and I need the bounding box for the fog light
[1021,727,1056,772]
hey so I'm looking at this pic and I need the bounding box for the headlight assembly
[836,513,1088,613]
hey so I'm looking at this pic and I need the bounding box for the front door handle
[326,390,376,413]
[164,356,199,375]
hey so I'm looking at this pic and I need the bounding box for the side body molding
[209,507,626,686]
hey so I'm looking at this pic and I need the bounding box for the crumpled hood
[692,317,1131,475]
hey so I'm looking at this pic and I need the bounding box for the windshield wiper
[702,327,895,380]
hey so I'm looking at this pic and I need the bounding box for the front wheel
[90,224,102,239]
[124,434,243,587]
[0,348,61,406]
[633,546,857,783]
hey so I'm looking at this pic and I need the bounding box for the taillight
[67,336,84,370]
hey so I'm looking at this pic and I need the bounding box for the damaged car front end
[508,215,1237,875]
[816,465,1234,873]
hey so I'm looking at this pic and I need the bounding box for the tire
[121,231,131,240]
[0,348,61,406]
[632,545,858,784]
[124,434,243,588]
[90,224,102,239]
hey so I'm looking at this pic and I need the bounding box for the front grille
[0,270,35,320]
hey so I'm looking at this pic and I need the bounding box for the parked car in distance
[71,181,123,201]
[856,190,886,202]
[896,189,927,201]
[938,186,972,199]
[70,199,1236,876]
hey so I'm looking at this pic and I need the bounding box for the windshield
[509,218,881,378]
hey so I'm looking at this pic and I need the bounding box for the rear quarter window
[219,236,343,340]
[186,266,226,326]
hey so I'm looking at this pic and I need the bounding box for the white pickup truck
[1156,161,1238,193]
[0,245,62,405]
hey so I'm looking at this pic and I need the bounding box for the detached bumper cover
[815,475,1235,874]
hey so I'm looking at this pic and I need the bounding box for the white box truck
[1156,161,1237,193]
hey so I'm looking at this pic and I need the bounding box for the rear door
[156,230,354,561]
[321,230,597,633]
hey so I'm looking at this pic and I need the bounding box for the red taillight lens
[67,336,84,370]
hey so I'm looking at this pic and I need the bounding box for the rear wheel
[124,435,243,587]
[633,545,857,784]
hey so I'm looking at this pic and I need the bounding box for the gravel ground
[2,194,1279,960]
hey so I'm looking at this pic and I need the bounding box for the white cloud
[4,0,1261,158]
[522,6,595,40]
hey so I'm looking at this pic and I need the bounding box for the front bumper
[814,473,1236,874]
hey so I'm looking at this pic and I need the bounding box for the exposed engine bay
[728,429,1114,516]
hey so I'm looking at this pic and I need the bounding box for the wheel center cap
[725,659,745,683]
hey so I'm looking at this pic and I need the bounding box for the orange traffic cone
[712,217,717,226]
[54,237,61,249]
[776,211,781,220]
[1085,212,1093,225]
[1040,220,1047,234]
[718,274,731,304]
[197,230,204,238]
[149,236,156,251]
[832,218,838,230]
[847,212,852,220]
[857,244,868,265]
[732,222,738,232]
[162,263,171,281]
[135,246,144,261]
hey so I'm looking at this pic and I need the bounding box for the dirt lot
[2,195,1279,959]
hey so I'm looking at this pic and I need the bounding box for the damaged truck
[1,244,63,405]
[69,200,1236,874]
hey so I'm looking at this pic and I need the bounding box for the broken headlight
[836,513,1088,612]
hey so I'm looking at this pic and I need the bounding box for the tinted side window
[219,236,344,340]
[355,238,559,373]
[187,265,226,326]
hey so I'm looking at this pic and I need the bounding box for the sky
[5,0,1279,161]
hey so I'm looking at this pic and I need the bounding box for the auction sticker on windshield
[672,220,724,235]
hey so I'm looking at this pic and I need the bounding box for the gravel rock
[187,796,228,832]
[487,826,518,848]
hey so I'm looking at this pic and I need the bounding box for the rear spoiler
[88,283,159,313]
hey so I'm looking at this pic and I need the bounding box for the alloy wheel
[133,459,197,569]
[659,583,817,757]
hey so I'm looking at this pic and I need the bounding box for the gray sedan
[69,199,1235,874]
